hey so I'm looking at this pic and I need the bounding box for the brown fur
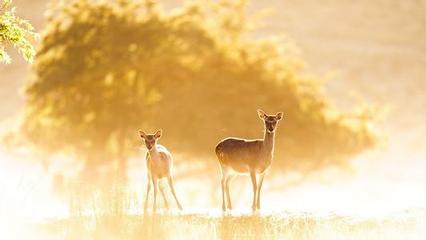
[215,109,283,212]
[216,138,268,173]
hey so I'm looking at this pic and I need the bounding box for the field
[23,210,425,240]
[2,176,422,240]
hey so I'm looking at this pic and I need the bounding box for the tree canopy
[0,0,37,63]
[21,0,376,181]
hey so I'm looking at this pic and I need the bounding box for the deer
[215,109,283,212]
[139,129,183,213]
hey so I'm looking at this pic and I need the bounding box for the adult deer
[139,129,182,212]
[215,109,283,212]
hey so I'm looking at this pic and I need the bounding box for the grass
[38,210,426,240]
[1,169,425,240]
[27,182,424,240]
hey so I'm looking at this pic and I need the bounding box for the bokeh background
[1,0,426,230]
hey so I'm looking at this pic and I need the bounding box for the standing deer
[215,109,283,212]
[139,129,183,212]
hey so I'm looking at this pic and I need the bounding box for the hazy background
[1,0,426,222]
[2,0,426,136]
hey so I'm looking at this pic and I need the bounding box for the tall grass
[39,185,426,240]
[43,211,426,240]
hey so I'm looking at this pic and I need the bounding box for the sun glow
[2,143,425,224]
[0,151,68,222]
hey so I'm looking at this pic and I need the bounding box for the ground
[20,210,425,240]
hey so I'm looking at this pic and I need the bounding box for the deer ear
[139,130,146,139]
[276,112,284,120]
[154,129,162,139]
[257,109,266,119]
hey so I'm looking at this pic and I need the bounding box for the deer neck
[148,145,159,157]
[262,130,275,159]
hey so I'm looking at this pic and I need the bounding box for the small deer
[139,129,183,212]
[215,109,283,212]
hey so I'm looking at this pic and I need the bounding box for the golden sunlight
[1,0,425,239]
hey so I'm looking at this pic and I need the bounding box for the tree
[0,0,37,63]
[21,0,376,183]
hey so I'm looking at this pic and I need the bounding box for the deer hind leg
[256,173,265,210]
[225,175,234,210]
[144,174,151,212]
[159,181,169,210]
[250,171,258,212]
[168,176,183,210]
[220,164,229,212]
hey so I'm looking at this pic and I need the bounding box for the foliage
[0,0,38,63]
[21,0,376,180]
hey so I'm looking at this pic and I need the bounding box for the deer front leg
[256,173,265,210]
[250,171,258,212]
[144,174,151,212]
[168,176,183,210]
[159,183,169,210]
[152,176,158,213]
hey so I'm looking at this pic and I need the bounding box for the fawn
[139,129,182,212]
[215,109,283,211]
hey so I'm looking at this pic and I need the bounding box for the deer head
[257,109,283,133]
[139,129,162,150]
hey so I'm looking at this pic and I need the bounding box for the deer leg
[152,176,158,213]
[144,157,152,212]
[256,173,265,210]
[220,165,229,212]
[168,176,183,210]
[225,175,234,210]
[144,174,151,212]
[221,177,226,212]
[250,171,258,212]
[159,181,169,210]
